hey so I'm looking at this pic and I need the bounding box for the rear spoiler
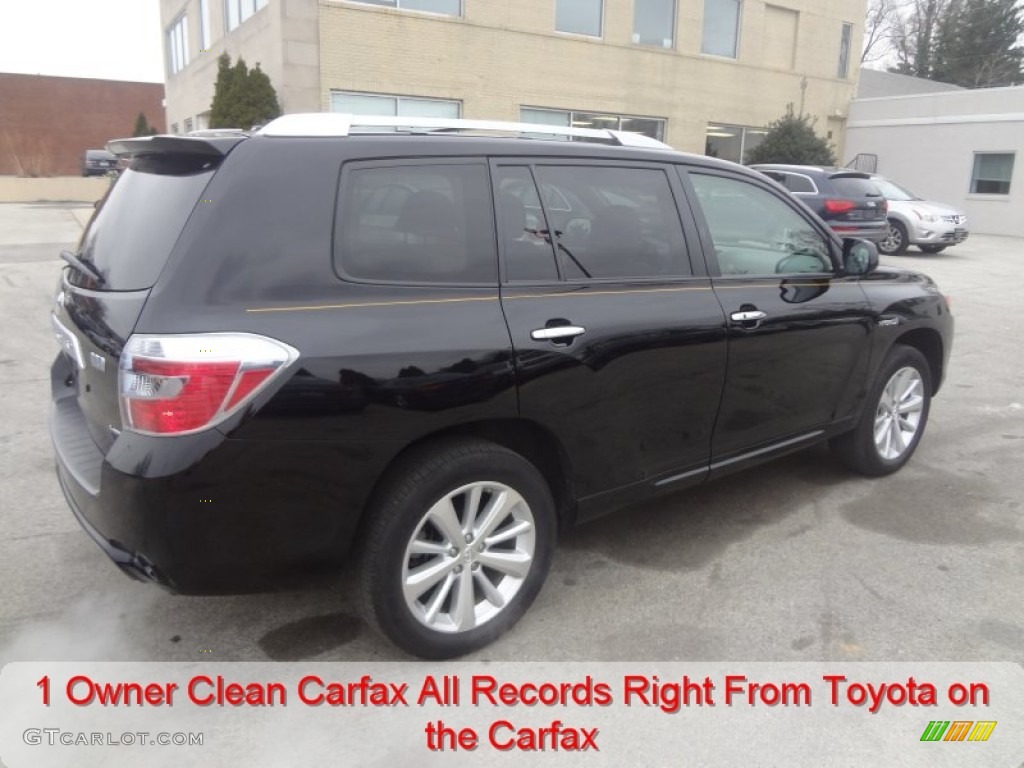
[827,171,871,180]
[106,134,246,158]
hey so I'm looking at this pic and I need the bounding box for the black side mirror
[842,238,879,276]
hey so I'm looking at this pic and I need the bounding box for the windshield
[871,177,919,201]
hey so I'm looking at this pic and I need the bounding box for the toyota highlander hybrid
[49,114,953,658]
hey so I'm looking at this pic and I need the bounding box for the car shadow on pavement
[560,444,853,573]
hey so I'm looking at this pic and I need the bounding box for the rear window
[830,176,882,198]
[334,162,496,284]
[74,154,215,290]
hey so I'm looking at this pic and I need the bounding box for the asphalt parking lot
[0,201,1021,664]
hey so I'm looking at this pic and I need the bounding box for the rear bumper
[55,463,169,586]
[49,390,376,594]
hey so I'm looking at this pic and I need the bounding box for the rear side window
[783,173,816,193]
[831,176,882,198]
[75,154,215,290]
[529,165,691,280]
[335,163,496,284]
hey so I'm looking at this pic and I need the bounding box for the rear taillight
[119,333,298,435]
[824,199,857,214]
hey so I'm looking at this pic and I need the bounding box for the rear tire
[359,438,556,659]
[919,244,946,254]
[830,345,931,476]
[878,220,909,255]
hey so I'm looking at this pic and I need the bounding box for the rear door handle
[730,310,767,323]
[531,325,586,342]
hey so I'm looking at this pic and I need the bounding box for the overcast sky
[0,0,164,83]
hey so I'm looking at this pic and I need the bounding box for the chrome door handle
[531,325,586,341]
[730,310,767,323]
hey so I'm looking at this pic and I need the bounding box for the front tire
[359,438,556,659]
[830,345,931,476]
[878,220,909,255]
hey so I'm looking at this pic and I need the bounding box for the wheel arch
[892,328,944,395]
[358,418,577,539]
[887,211,913,229]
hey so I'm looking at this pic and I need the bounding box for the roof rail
[257,113,673,150]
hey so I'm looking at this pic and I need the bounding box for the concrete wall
[0,176,110,203]
[846,86,1024,237]
[162,0,320,131]
[0,74,164,176]
[316,0,863,156]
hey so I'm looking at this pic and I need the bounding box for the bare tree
[862,0,898,63]
[891,0,949,77]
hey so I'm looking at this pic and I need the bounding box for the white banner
[1,662,1021,767]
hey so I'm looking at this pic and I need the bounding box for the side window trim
[489,161,561,284]
[677,166,839,278]
[333,156,499,287]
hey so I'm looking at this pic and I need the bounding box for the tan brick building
[161,0,864,160]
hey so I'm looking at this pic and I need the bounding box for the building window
[184,117,194,133]
[704,123,767,164]
[330,91,461,118]
[521,107,666,142]
[353,0,461,14]
[633,0,675,48]
[702,0,741,58]
[167,14,189,75]
[171,122,179,134]
[837,22,852,79]
[226,0,268,32]
[970,153,1015,194]
[199,0,212,50]
[556,0,603,37]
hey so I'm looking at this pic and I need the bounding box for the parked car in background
[50,116,952,659]
[868,174,969,255]
[81,149,119,177]
[750,165,888,243]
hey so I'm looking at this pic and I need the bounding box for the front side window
[167,15,189,75]
[331,91,460,118]
[355,0,461,14]
[970,153,1015,194]
[336,163,496,284]
[702,0,741,58]
[633,0,675,48]
[838,22,853,79]
[556,0,603,37]
[508,165,690,280]
[690,173,831,276]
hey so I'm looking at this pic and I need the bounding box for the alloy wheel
[873,366,925,460]
[879,224,902,254]
[402,481,535,633]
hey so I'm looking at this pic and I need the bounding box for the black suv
[50,115,952,658]
[81,149,119,176]
[749,164,889,243]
